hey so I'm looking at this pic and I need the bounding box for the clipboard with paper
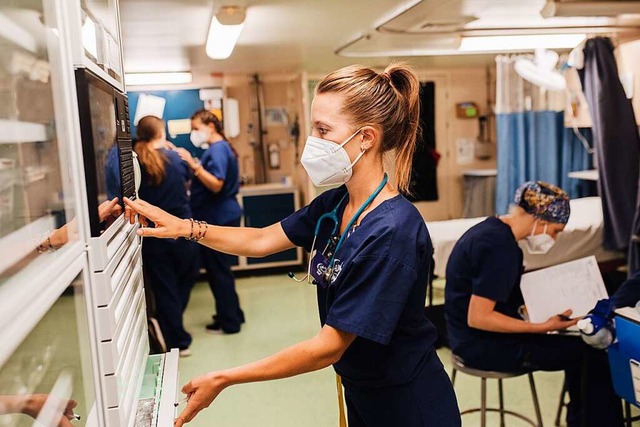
[520,256,609,324]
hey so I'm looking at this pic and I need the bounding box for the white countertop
[616,306,640,323]
[462,168,497,177]
[239,183,296,195]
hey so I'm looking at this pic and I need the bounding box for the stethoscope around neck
[288,173,388,285]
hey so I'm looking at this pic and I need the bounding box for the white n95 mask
[525,222,555,254]
[190,130,210,148]
[301,129,365,187]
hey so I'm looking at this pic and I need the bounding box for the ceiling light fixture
[540,1,640,18]
[459,34,587,53]
[206,6,246,60]
[125,72,193,86]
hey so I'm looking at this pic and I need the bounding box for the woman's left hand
[21,394,78,426]
[174,372,227,426]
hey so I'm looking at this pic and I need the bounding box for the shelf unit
[0,120,50,143]
[0,1,178,426]
[0,11,38,53]
[0,214,55,275]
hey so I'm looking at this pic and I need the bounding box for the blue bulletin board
[127,89,205,157]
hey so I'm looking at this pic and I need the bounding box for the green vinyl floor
[178,276,639,427]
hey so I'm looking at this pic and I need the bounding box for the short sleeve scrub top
[281,186,461,427]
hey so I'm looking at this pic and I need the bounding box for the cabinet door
[80,0,124,88]
[0,0,81,283]
[0,265,99,427]
[243,193,298,265]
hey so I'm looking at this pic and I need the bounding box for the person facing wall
[135,115,199,356]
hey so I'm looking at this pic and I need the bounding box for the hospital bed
[427,197,625,278]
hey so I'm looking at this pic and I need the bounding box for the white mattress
[427,197,625,277]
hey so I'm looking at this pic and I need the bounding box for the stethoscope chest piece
[323,268,333,283]
[288,173,388,287]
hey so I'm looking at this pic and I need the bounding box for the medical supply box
[609,307,640,408]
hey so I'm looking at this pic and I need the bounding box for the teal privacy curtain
[494,55,593,214]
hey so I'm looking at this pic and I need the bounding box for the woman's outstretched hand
[174,372,227,426]
[176,148,198,170]
[123,197,188,239]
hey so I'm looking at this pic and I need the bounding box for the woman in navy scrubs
[125,64,461,426]
[176,109,245,334]
[134,116,198,356]
[445,181,623,426]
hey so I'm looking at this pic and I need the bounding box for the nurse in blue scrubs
[125,64,461,427]
[445,181,624,426]
[176,109,245,334]
[134,116,199,356]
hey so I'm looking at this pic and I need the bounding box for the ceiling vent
[412,17,478,33]
[376,0,477,34]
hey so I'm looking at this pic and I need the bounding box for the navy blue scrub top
[138,148,192,220]
[444,217,525,354]
[190,140,242,225]
[613,271,640,308]
[281,186,438,388]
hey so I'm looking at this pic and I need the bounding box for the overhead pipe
[249,74,267,183]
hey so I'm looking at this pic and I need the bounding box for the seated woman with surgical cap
[445,181,623,427]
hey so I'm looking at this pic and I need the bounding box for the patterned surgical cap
[514,181,570,224]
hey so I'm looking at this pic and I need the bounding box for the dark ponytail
[191,109,238,157]
[134,115,167,186]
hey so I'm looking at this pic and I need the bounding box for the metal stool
[451,354,543,427]
[553,378,567,426]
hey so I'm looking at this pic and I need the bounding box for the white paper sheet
[520,256,609,323]
[133,93,166,125]
[455,138,474,164]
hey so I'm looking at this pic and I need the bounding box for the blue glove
[577,299,616,349]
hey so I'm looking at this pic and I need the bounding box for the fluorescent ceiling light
[125,72,192,86]
[206,16,244,59]
[460,34,586,52]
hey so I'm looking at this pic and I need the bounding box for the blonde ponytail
[384,63,420,194]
